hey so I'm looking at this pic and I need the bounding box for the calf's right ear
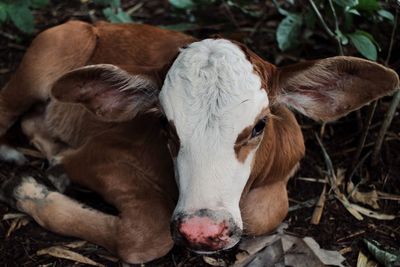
[51,64,160,122]
[274,56,399,122]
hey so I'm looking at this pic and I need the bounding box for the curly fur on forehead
[160,39,265,136]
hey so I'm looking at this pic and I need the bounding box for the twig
[310,184,327,225]
[308,0,335,38]
[371,8,400,165]
[351,102,377,169]
[309,0,344,137]
[327,0,344,55]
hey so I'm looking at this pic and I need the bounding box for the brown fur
[0,21,398,263]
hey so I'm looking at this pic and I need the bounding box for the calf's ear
[51,64,160,122]
[275,56,399,121]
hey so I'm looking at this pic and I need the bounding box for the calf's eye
[251,117,267,138]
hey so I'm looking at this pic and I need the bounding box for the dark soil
[0,1,399,266]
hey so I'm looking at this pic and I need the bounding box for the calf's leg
[0,163,118,253]
[0,147,174,263]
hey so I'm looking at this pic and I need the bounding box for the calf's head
[52,38,399,253]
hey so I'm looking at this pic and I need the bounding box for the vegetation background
[0,0,399,266]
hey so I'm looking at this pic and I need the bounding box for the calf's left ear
[51,64,160,122]
[275,56,399,121]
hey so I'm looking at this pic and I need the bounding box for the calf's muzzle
[171,209,242,252]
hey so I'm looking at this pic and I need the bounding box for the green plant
[275,0,394,60]
[0,0,49,34]
[92,0,132,23]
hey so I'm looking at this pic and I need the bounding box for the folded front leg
[0,160,175,263]
[0,165,118,252]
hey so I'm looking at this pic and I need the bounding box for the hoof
[0,163,55,209]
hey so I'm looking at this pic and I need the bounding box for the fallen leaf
[282,235,325,267]
[238,238,285,267]
[238,223,287,256]
[364,239,400,267]
[37,246,104,267]
[6,217,30,238]
[303,237,346,266]
[63,240,87,249]
[335,168,346,187]
[356,250,378,267]
[203,256,227,267]
[350,204,395,220]
[2,213,27,220]
[235,228,344,267]
[347,182,380,209]
[311,184,327,225]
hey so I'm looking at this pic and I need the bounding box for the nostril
[171,209,242,251]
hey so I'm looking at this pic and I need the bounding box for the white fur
[159,39,269,228]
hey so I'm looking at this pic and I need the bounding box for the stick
[371,9,399,165]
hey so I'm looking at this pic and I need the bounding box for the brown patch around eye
[234,108,271,163]
[166,120,181,158]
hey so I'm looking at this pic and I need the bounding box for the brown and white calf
[0,21,398,263]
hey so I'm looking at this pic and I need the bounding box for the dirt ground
[0,1,399,266]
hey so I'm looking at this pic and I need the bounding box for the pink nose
[179,216,230,250]
[171,209,242,252]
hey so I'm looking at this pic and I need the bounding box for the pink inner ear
[52,64,160,121]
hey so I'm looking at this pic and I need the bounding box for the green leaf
[0,3,8,23]
[31,0,49,8]
[161,23,197,31]
[114,10,132,23]
[169,0,194,9]
[345,7,360,15]
[355,30,381,50]
[356,0,380,12]
[226,0,262,18]
[348,31,377,60]
[334,0,358,8]
[364,239,400,267]
[277,13,302,51]
[335,29,348,45]
[377,9,394,21]
[7,4,34,34]
[102,7,132,23]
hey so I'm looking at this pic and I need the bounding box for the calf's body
[0,21,398,263]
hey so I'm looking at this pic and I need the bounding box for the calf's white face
[159,39,269,251]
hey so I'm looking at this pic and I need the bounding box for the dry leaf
[203,256,227,267]
[63,240,87,249]
[377,191,400,201]
[37,246,104,267]
[350,204,395,220]
[303,237,345,266]
[311,184,327,225]
[335,168,346,187]
[347,182,380,209]
[234,238,285,267]
[6,217,30,238]
[357,251,378,267]
[2,213,27,220]
[336,195,364,220]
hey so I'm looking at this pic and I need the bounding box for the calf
[0,21,398,263]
